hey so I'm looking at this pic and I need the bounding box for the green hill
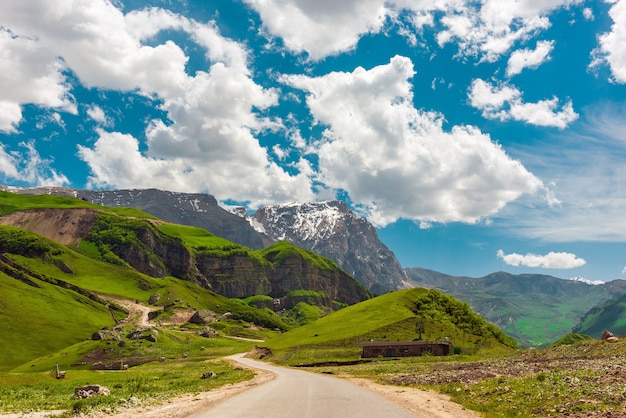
[264,288,516,364]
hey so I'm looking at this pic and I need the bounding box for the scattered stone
[201,371,215,379]
[200,326,218,338]
[92,329,119,341]
[73,384,110,399]
[118,341,127,347]
[128,396,140,406]
[146,334,157,343]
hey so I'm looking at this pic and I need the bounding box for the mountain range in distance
[3,185,626,347]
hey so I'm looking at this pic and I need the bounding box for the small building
[357,340,453,358]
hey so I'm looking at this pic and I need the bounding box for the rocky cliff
[251,201,407,294]
[0,206,371,307]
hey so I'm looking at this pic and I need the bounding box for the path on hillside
[102,296,158,327]
[188,354,416,418]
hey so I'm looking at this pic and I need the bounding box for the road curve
[188,354,418,418]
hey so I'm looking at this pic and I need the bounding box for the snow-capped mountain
[251,201,407,293]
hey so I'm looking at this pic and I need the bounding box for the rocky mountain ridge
[0,204,371,307]
[3,186,405,293]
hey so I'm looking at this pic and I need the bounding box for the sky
[1,0,626,283]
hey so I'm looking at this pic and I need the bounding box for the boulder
[148,293,162,305]
[218,312,233,321]
[601,330,617,341]
[73,384,110,399]
[188,310,217,324]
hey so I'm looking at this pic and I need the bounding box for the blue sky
[1,0,626,283]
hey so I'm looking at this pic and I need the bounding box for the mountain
[1,186,270,250]
[572,293,626,338]
[0,191,371,307]
[405,267,626,347]
[251,201,407,294]
[4,186,406,293]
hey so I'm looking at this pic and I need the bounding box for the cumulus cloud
[243,0,389,60]
[0,27,76,132]
[281,56,544,226]
[0,0,316,207]
[506,40,554,77]
[468,79,579,129]
[590,0,626,83]
[497,249,586,269]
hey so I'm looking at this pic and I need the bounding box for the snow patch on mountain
[570,276,604,286]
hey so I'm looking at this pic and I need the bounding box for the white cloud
[86,105,111,126]
[591,0,626,83]
[0,141,69,186]
[468,79,579,129]
[0,0,316,208]
[0,28,76,132]
[497,249,586,269]
[582,7,594,20]
[506,40,554,77]
[281,56,544,226]
[243,0,390,60]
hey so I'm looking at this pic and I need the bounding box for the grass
[0,191,155,219]
[265,289,424,351]
[0,357,254,415]
[0,271,114,372]
[264,288,516,365]
[260,241,343,272]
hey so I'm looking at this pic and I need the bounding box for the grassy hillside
[0,224,289,371]
[260,241,343,272]
[0,269,114,371]
[572,293,626,338]
[0,190,153,219]
[264,288,516,364]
